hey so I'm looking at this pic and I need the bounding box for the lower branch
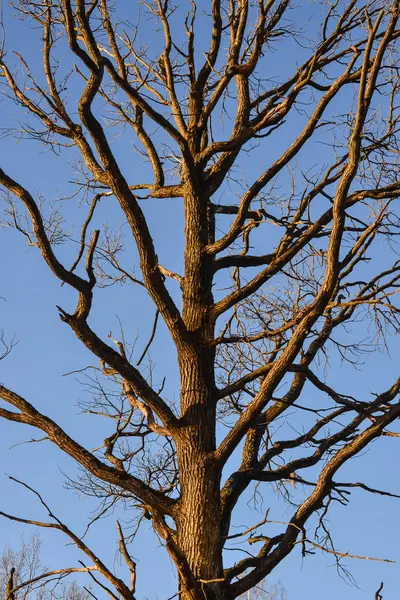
[0,385,175,515]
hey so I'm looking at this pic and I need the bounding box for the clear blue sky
[0,2,399,599]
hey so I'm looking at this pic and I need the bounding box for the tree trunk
[176,343,225,598]
[176,180,224,599]
[177,444,224,600]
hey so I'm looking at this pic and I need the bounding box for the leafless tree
[1,0,400,599]
[238,580,286,600]
[1,535,90,599]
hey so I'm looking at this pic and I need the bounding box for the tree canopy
[1,1,400,599]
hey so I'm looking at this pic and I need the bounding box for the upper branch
[214,4,399,462]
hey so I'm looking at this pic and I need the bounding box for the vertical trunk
[176,428,224,600]
[176,180,225,599]
[176,355,225,600]
[177,311,223,599]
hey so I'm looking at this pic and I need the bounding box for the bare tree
[238,580,286,600]
[0,0,400,598]
[1,536,90,599]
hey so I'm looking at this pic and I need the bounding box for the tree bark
[6,567,15,600]
[176,433,224,600]
[176,335,224,599]
[176,181,225,599]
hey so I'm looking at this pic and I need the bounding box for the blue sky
[0,1,400,599]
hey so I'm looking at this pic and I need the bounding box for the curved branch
[0,385,175,515]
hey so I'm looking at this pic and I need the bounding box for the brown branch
[297,539,395,564]
[9,567,100,597]
[117,521,136,594]
[6,568,15,600]
[0,386,175,514]
[229,378,400,596]
[214,6,399,466]
[0,476,134,599]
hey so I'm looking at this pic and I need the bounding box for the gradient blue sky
[0,2,400,599]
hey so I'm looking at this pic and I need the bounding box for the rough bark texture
[177,178,224,598]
